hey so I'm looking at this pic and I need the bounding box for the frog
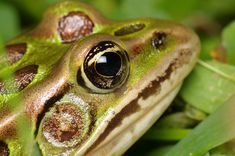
[0,1,200,155]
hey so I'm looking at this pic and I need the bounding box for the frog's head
[0,1,200,155]
[36,23,199,155]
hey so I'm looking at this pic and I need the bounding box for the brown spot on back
[58,12,94,43]
[6,43,27,64]
[0,141,9,156]
[15,65,38,90]
[0,65,38,94]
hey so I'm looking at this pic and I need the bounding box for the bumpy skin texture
[0,1,200,155]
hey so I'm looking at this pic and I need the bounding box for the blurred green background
[1,0,235,42]
[1,0,235,156]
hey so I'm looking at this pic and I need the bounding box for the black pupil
[96,52,121,76]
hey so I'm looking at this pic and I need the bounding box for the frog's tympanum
[0,1,200,155]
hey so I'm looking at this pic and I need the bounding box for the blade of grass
[164,95,235,156]
[180,60,235,113]
[198,60,235,82]
[144,128,192,141]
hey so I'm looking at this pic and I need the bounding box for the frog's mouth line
[84,46,198,155]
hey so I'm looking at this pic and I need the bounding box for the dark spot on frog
[0,141,9,156]
[42,103,85,147]
[140,63,174,100]
[0,65,38,94]
[152,32,167,49]
[6,43,27,64]
[15,65,38,90]
[114,23,145,36]
[58,11,94,43]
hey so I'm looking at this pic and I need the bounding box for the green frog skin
[0,1,200,155]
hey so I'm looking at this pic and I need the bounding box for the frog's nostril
[0,141,9,156]
[6,43,27,64]
[58,12,94,43]
[152,32,167,49]
[114,23,145,36]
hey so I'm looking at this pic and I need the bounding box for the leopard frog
[0,1,200,155]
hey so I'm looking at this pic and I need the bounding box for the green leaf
[144,128,192,141]
[180,60,235,113]
[147,146,173,156]
[222,21,235,65]
[185,104,208,121]
[0,2,20,41]
[210,140,235,155]
[17,115,40,155]
[153,113,198,129]
[164,95,235,156]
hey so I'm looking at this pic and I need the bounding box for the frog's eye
[80,41,129,93]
